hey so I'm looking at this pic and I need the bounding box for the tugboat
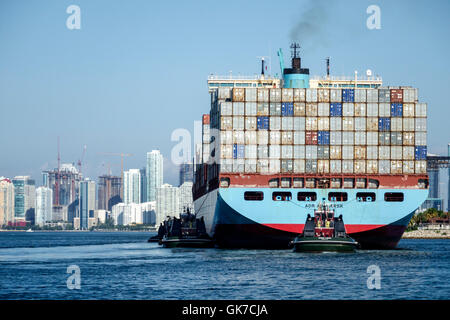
[157,208,214,248]
[291,202,358,252]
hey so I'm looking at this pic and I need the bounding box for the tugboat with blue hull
[291,202,358,252]
[160,209,215,248]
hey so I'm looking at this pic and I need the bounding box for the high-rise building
[78,179,96,230]
[156,183,179,225]
[0,178,15,226]
[111,201,156,226]
[43,163,82,206]
[146,150,163,202]
[12,176,35,222]
[97,175,122,210]
[179,181,194,213]
[140,168,147,203]
[35,187,53,226]
[123,169,141,204]
[179,163,194,186]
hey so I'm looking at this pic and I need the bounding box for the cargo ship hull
[194,185,428,249]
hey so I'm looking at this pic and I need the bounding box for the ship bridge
[207,74,281,93]
[309,75,383,89]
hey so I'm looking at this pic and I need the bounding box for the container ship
[193,44,429,249]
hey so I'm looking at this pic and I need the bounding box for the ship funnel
[282,42,310,89]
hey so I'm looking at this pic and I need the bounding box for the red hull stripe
[263,223,386,234]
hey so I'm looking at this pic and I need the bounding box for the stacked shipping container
[214,87,427,175]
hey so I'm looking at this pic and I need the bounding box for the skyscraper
[12,176,35,222]
[0,178,15,226]
[97,175,122,210]
[140,167,147,203]
[179,181,194,213]
[146,150,163,202]
[179,163,194,186]
[156,183,179,225]
[123,169,141,204]
[35,187,53,226]
[79,179,95,230]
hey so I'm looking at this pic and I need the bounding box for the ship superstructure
[194,44,428,249]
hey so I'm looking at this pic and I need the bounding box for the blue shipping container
[342,89,355,102]
[415,146,427,160]
[318,131,330,145]
[390,103,403,117]
[281,102,294,116]
[330,103,342,116]
[257,116,269,130]
[233,144,245,159]
[378,118,391,131]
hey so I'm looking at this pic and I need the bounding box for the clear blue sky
[0,0,449,187]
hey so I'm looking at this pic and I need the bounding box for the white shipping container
[233,102,245,115]
[306,117,318,131]
[244,159,257,173]
[221,116,233,130]
[342,160,354,173]
[330,131,342,145]
[355,90,367,103]
[318,117,330,130]
[354,160,366,173]
[257,89,269,102]
[391,160,403,174]
[220,102,233,115]
[403,118,415,131]
[367,146,378,160]
[269,131,281,144]
[294,145,305,159]
[281,145,293,159]
[391,146,402,160]
[330,160,341,173]
[257,159,269,174]
[355,117,366,131]
[245,145,257,159]
[245,102,257,115]
[245,131,257,145]
[367,132,378,145]
[281,131,294,145]
[293,117,306,130]
[281,117,294,130]
[245,88,257,102]
[367,160,378,174]
[221,145,233,159]
[379,160,390,174]
[306,103,318,116]
[270,117,281,130]
[366,89,378,103]
[403,88,418,103]
[257,131,268,144]
[354,146,366,159]
[415,103,427,117]
[355,103,366,116]
[257,145,269,159]
[415,118,427,131]
[415,161,427,174]
[342,117,354,131]
[379,146,390,160]
[343,103,354,116]
[233,131,245,144]
[305,145,318,159]
[233,116,245,130]
[403,132,415,146]
[269,159,280,173]
[294,103,306,116]
[403,161,415,174]
[294,131,305,145]
[233,159,245,173]
[379,103,390,117]
[306,88,317,102]
[330,117,342,131]
[366,117,378,131]
[330,146,342,159]
[270,89,281,102]
[318,160,330,173]
[355,132,366,145]
[293,88,306,102]
[282,88,294,102]
[330,89,342,102]
[269,145,280,159]
[221,131,233,144]
[403,103,414,117]
[415,132,427,145]
[318,89,330,102]
[218,88,232,100]
[391,118,403,132]
[403,146,414,160]
[293,159,305,173]
[342,146,354,159]
[245,117,257,130]
[221,159,233,173]
[318,103,330,116]
[367,103,378,117]
[342,132,354,145]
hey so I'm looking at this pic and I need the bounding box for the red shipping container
[305,131,318,145]
[390,89,403,103]
[202,114,210,124]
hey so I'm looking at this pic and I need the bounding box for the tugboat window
[297,192,317,201]
[272,192,292,201]
[328,192,348,201]
[244,191,264,201]
[384,192,404,202]
[356,192,376,202]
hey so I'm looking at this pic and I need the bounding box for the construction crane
[77,145,87,176]
[97,152,133,199]
[55,137,61,205]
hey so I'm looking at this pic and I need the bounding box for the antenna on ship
[290,42,301,69]
[326,57,330,79]
[257,56,268,80]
